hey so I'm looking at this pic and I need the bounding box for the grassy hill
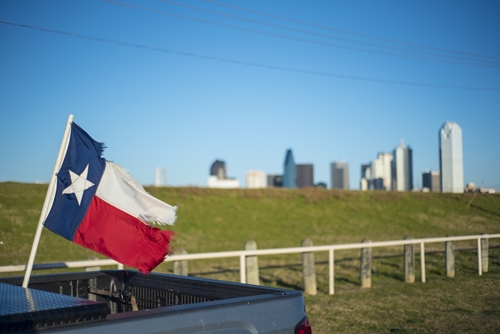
[1,182,500,332]
[1,182,499,265]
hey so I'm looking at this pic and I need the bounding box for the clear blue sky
[1,0,499,190]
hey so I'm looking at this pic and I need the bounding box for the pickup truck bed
[0,270,310,333]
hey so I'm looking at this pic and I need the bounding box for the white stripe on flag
[96,162,177,225]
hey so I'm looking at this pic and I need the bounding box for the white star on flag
[62,164,95,205]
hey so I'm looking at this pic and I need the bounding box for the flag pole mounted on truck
[23,114,177,288]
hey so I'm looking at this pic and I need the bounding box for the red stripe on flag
[73,196,174,274]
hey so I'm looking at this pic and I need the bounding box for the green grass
[1,182,500,333]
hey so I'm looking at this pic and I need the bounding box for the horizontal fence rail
[1,234,499,295]
[0,260,123,273]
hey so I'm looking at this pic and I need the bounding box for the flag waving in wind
[43,121,176,274]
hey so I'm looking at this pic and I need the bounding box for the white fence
[1,233,499,295]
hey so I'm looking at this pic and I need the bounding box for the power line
[104,0,500,68]
[1,20,499,91]
[158,0,500,66]
[204,0,500,61]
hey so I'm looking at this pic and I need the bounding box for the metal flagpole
[22,114,74,288]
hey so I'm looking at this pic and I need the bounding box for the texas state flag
[44,122,176,274]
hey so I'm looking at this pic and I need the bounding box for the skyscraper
[422,170,440,192]
[207,159,239,188]
[296,164,314,188]
[210,160,226,180]
[371,152,393,190]
[331,161,349,190]
[360,164,371,190]
[391,140,413,191]
[283,149,297,188]
[154,167,166,187]
[439,122,464,193]
[246,170,266,188]
[267,174,283,188]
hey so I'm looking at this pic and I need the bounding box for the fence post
[85,256,101,272]
[360,239,372,288]
[301,238,317,295]
[481,233,489,273]
[173,248,188,276]
[404,235,415,283]
[244,240,260,285]
[420,242,426,283]
[445,235,455,278]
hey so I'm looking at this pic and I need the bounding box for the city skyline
[1,1,499,191]
[17,125,496,191]
[205,126,473,192]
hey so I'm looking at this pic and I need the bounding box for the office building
[154,167,166,187]
[207,159,239,188]
[439,122,464,193]
[210,160,226,180]
[360,164,371,190]
[360,153,392,191]
[283,149,297,188]
[391,140,413,191]
[422,170,440,192]
[207,176,240,188]
[246,170,266,188]
[360,177,369,191]
[331,161,349,190]
[267,174,283,188]
[296,164,314,188]
[372,153,393,190]
[373,178,385,190]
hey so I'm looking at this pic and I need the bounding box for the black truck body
[0,270,311,333]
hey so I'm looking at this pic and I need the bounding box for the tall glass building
[283,149,297,188]
[296,164,314,188]
[439,122,464,193]
[331,161,349,190]
[391,140,413,191]
[371,152,393,190]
